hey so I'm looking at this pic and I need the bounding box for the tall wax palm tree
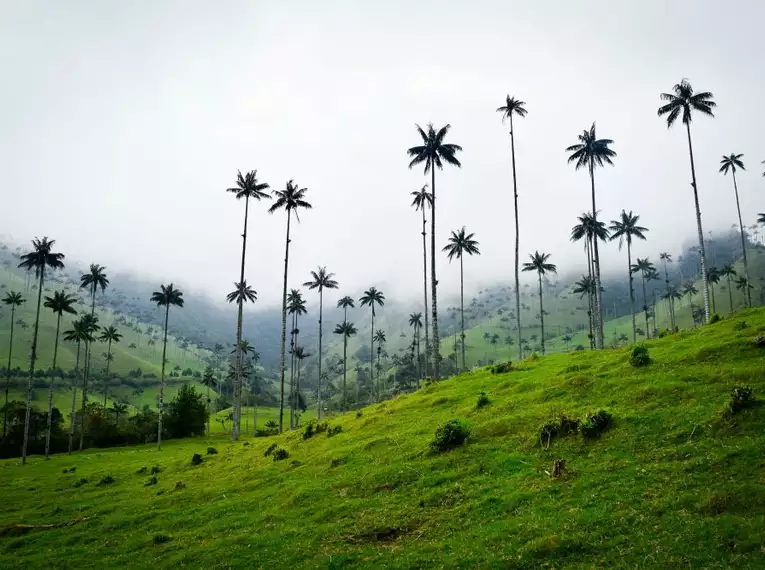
[292,345,310,425]
[42,291,77,458]
[303,266,339,420]
[287,289,307,428]
[683,282,699,327]
[647,269,661,334]
[735,276,753,301]
[719,153,751,307]
[566,124,616,348]
[2,291,24,438]
[572,276,595,349]
[225,280,257,441]
[78,313,100,451]
[407,123,463,382]
[658,79,716,321]
[497,96,528,359]
[373,329,387,397]
[659,252,676,329]
[663,285,683,329]
[571,212,609,349]
[63,318,94,454]
[150,283,184,450]
[333,321,357,410]
[359,287,385,393]
[226,170,271,439]
[268,180,311,433]
[410,184,433,377]
[707,267,720,314]
[337,296,354,322]
[631,258,656,338]
[98,325,122,406]
[609,211,648,342]
[78,263,108,434]
[408,312,423,387]
[18,237,65,464]
[720,264,737,314]
[442,226,480,371]
[521,252,557,355]
[201,366,217,436]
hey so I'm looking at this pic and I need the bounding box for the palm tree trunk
[3,305,16,439]
[731,171,751,307]
[44,312,62,459]
[420,206,430,378]
[585,237,595,350]
[509,115,523,361]
[103,338,112,407]
[278,211,292,434]
[317,289,323,420]
[342,335,348,411]
[727,275,734,314]
[685,122,710,322]
[157,304,170,450]
[627,242,636,342]
[710,282,716,314]
[459,255,466,371]
[538,273,545,355]
[641,275,649,337]
[296,359,301,427]
[68,341,80,454]
[79,349,91,452]
[290,313,297,429]
[370,309,375,401]
[430,168,440,381]
[22,265,45,465]
[588,160,604,349]
[415,326,420,390]
[687,293,695,328]
[662,261,675,330]
[206,382,211,437]
[232,195,250,441]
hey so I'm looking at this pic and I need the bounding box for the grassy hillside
[2,308,765,567]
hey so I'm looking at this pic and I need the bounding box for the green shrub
[150,466,161,475]
[190,453,203,466]
[476,392,490,409]
[264,420,278,431]
[581,410,613,439]
[144,476,158,486]
[490,362,512,375]
[97,475,115,486]
[430,419,471,452]
[629,344,650,367]
[538,415,579,448]
[327,425,343,438]
[728,386,755,415]
[273,448,289,462]
[136,466,147,474]
[709,313,721,324]
[314,421,329,434]
[61,466,76,474]
[153,534,171,545]
[330,457,345,468]
[206,447,218,455]
[264,443,278,457]
[751,336,765,348]
[72,478,88,488]
[733,320,748,331]
[302,422,315,440]
[254,429,275,437]
[356,411,363,419]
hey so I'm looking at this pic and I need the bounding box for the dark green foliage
[174,481,186,491]
[538,415,580,448]
[490,362,512,375]
[728,386,755,415]
[191,453,203,466]
[164,385,208,438]
[254,429,276,437]
[136,466,147,474]
[314,421,328,434]
[145,476,158,486]
[150,466,161,475]
[97,475,115,486]
[356,411,363,419]
[581,410,613,439]
[0,401,65,459]
[206,447,218,455]
[302,423,315,440]
[629,344,650,367]
[733,321,748,331]
[430,419,471,452]
[152,534,171,545]
[272,448,289,461]
[327,425,343,438]
[72,478,87,488]
[709,313,721,324]
[304,421,329,440]
[751,336,765,348]
[264,443,278,457]
[476,392,490,409]
[61,467,76,474]
[330,457,345,468]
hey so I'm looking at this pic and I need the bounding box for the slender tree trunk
[509,115,523,361]
[710,282,716,314]
[459,255,466,371]
[370,309,375,401]
[232,195,250,441]
[278,211,292,434]
[430,168,440,381]
[685,122,710,322]
[68,342,80,454]
[585,238,595,350]
[3,305,15,438]
[317,289,323,420]
[103,338,112,407]
[627,242,636,342]
[415,325,420,389]
[688,293,695,328]
[727,275,734,314]
[342,335,347,411]
[731,171,751,307]
[157,305,170,450]
[22,266,45,465]
[44,312,62,459]
[206,382,210,437]
[662,261,675,330]
[589,160,604,348]
[420,206,430,378]
[538,274,545,355]
[641,275,649,337]
[290,313,297,429]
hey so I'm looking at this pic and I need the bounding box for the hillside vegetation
[2,309,765,568]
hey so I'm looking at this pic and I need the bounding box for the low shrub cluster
[709,313,722,324]
[728,386,755,415]
[97,475,115,486]
[490,362,512,375]
[431,419,471,452]
[272,448,289,462]
[476,392,490,409]
[303,421,329,440]
[733,320,748,331]
[580,410,613,439]
[190,453,203,466]
[629,344,650,367]
[206,447,218,455]
[327,425,343,438]
[751,336,765,348]
[539,415,580,448]
[264,443,278,457]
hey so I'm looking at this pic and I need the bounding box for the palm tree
[78,313,100,451]
[98,325,122,406]
[521,252,557,355]
[79,264,109,315]
[225,280,257,441]
[150,283,184,450]
[497,96,528,360]
[720,264,737,314]
[572,276,596,349]
[566,124,616,348]
[287,289,307,428]
[408,312,423,387]
[268,180,312,433]
[292,345,310,425]
[201,366,217,436]
[663,285,683,330]
[63,318,94,454]
[407,123,463,382]
[2,291,24,438]
[659,252,676,329]
[359,287,385,394]
[631,258,656,338]
[410,184,433,377]
[373,329,387,397]
[735,276,753,301]
[42,290,77,458]
[707,267,720,315]
[226,170,270,439]
[571,212,609,349]
[333,321,357,410]
[303,266,339,420]
[337,296,354,322]
[683,282,698,327]
[18,237,65,464]
[719,153,751,308]
[442,226,480,371]
[658,79,716,321]
[610,211,648,342]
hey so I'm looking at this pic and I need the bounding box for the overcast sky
[2,0,764,308]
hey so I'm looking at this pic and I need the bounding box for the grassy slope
[2,310,765,568]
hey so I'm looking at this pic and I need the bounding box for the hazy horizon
[2,0,763,309]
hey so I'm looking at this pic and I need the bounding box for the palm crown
[201,367,217,388]
[408,312,423,329]
[80,263,108,295]
[151,283,184,309]
[410,184,433,212]
[683,282,698,296]
[720,264,737,278]
[227,169,271,202]
[407,123,463,173]
[522,252,557,276]
[658,79,715,126]
[99,325,122,344]
[570,211,610,244]
[572,276,595,297]
[226,281,257,304]
[3,291,25,308]
[442,227,480,261]
[18,237,65,276]
[303,266,339,292]
[659,252,672,263]
[631,258,655,276]
[333,321,357,338]
[337,296,355,310]
[43,291,78,317]
[359,287,385,317]
[609,210,648,249]
[496,96,528,123]
[566,123,616,171]
[719,153,745,175]
[63,317,96,345]
[287,289,306,316]
[268,180,312,220]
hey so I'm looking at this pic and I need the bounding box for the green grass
[2,309,765,567]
